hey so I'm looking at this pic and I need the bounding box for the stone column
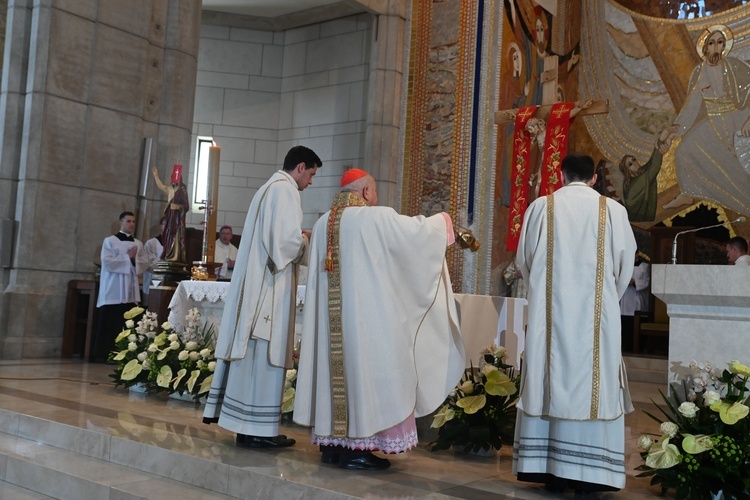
[361,1,408,208]
[0,0,201,358]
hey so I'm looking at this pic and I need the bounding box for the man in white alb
[513,153,636,493]
[214,225,238,280]
[203,145,321,449]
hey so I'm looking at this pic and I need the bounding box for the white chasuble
[294,202,465,439]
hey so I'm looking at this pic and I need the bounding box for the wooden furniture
[633,298,669,356]
[62,279,98,359]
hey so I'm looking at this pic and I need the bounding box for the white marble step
[0,409,355,500]
[0,479,56,499]
[624,355,669,384]
[0,432,234,499]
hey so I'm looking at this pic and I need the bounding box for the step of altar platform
[0,409,354,500]
[624,355,668,385]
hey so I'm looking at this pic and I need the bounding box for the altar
[167,281,527,367]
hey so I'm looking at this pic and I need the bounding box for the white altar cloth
[166,282,528,369]
[168,281,231,333]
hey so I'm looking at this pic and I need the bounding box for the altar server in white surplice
[513,153,637,493]
[93,211,148,361]
[202,145,321,449]
[293,169,465,471]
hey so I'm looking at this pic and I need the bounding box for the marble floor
[0,359,668,499]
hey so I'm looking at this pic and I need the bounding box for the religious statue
[618,126,677,222]
[662,24,750,215]
[152,164,189,264]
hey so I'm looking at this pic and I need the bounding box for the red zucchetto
[340,168,367,187]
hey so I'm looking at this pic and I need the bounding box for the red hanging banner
[539,102,574,196]
[505,106,537,251]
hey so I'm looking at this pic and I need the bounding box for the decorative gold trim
[590,196,607,419]
[545,195,555,379]
[607,1,750,26]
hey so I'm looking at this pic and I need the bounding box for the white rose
[637,435,653,451]
[660,421,679,438]
[162,322,173,331]
[128,334,137,342]
[703,391,721,405]
[178,350,189,361]
[125,320,134,329]
[186,341,198,351]
[458,381,474,395]
[189,351,200,361]
[286,369,297,381]
[128,342,137,351]
[169,340,180,350]
[200,348,211,358]
[208,361,216,372]
[168,333,178,342]
[678,402,699,418]
[148,343,158,352]
[494,345,507,359]
[142,359,151,370]
[137,352,148,362]
[481,364,499,376]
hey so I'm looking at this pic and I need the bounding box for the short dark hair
[283,145,322,171]
[219,225,232,233]
[561,153,595,183]
[728,236,748,254]
[119,211,135,221]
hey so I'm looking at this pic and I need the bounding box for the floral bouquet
[636,359,750,499]
[109,307,216,399]
[282,338,301,415]
[429,344,519,454]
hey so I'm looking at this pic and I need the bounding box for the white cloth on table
[167,280,230,332]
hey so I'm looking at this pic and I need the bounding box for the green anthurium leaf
[123,306,145,320]
[115,330,130,343]
[198,374,213,395]
[113,350,129,361]
[719,402,749,425]
[157,349,168,361]
[431,404,456,428]
[281,387,295,414]
[120,359,143,381]
[485,370,518,396]
[456,394,487,414]
[682,434,713,454]
[156,365,173,388]
[186,370,201,393]
[171,368,187,390]
[645,437,681,469]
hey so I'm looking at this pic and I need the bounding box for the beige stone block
[47,11,94,102]
[90,25,149,116]
[158,49,198,127]
[37,96,87,185]
[98,0,151,38]
[54,0,97,20]
[82,107,143,194]
[143,44,165,124]
[163,0,202,54]
[14,182,80,272]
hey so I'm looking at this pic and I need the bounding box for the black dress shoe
[337,451,391,470]
[237,435,296,448]
[320,444,343,464]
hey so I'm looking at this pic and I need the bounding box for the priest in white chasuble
[203,145,321,449]
[293,169,465,471]
[513,153,636,493]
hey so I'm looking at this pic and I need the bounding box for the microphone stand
[671,217,746,264]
